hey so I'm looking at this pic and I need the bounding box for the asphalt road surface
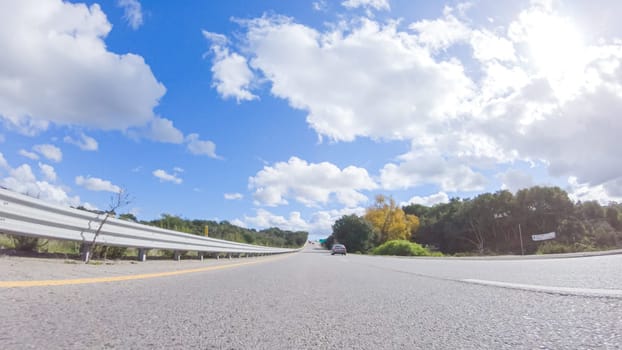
[1,245,621,349]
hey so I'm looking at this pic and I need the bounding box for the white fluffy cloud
[18,149,39,160]
[402,192,449,207]
[0,0,165,135]
[510,86,622,186]
[249,157,377,207]
[203,31,257,102]
[235,206,365,236]
[64,133,98,151]
[209,2,622,204]
[75,175,121,192]
[0,1,213,151]
[499,169,535,193]
[142,117,184,144]
[186,133,221,158]
[470,29,517,62]
[152,169,182,184]
[33,144,62,163]
[342,0,390,11]
[224,193,243,200]
[380,149,487,192]
[7,164,35,184]
[38,163,57,182]
[242,16,474,142]
[471,4,622,197]
[306,207,366,235]
[0,153,80,207]
[409,7,471,51]
[312,1,327,12]
[117,0,143,30]
[0,153,8,169]
[238,209,310,232]
[567,176,622,205]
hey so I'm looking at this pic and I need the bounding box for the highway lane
[358,253,622,291]
[1,246,621,349]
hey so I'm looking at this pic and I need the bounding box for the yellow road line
[0,255,288,288]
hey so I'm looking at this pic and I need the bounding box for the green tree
[143,218,307,248]
[119,213,138,222]
[332,214,374,253]
[413,197,469,253]
[605,206,621,230]
[404,186,622,255]
[322,235,335,249]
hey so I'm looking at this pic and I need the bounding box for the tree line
[74,211,308,250]
[325,194,432,255]
[325,187,622,255]
[135,214,307,248]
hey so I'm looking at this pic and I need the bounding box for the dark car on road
[331,244,347,255]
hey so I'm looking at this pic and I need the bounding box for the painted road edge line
[0,255,290,288]
[462,279,622,298]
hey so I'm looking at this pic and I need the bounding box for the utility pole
[494,213,525,256]
[518,223,524,255]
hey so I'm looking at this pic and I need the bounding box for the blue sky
[1,0,622,239]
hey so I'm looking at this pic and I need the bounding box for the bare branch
[84,188,132,263]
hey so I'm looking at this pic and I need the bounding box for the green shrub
[592,224,619,247]
[158,249,175,259]
[0,234,15,249]
[48,240,80,255]
[452,251,478,257]
[536,241,573,254]
[88,245,129,260]
[10,235,40,251]
[101,246,128,260]
[536,241,599,254]
[152,249,192,259]
[372,240,438,256]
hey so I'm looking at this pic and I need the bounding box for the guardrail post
[228,254,231,260]
[80,243,92,262]
[174,251,181,261]
[137,248,147,262]
[198,252,204,262]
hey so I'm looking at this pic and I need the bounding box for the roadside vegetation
[372,240,441,257]
[143,215,307,248]
[0,234,83,257]
[324,195,431,256]
[323,186,622,256]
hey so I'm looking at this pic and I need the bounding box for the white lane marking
[462,279,622,298]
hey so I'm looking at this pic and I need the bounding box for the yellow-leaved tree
[364,195,420,244]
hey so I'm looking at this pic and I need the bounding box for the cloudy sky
[1,0,621,239]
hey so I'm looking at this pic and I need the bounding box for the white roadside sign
[532,231,556,241]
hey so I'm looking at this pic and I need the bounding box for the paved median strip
[462,279,622,299]
[0,256,288,288]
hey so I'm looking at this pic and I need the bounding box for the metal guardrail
[0,188,297,260]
